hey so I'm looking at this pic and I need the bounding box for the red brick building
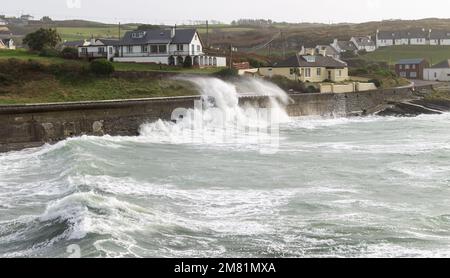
[395,58,430,80]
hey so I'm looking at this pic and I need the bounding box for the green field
[362,46,450,65]
[56,26,138,41]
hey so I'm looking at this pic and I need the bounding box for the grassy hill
[361,45,450,65]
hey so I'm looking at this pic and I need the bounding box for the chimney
[171,25,176,38]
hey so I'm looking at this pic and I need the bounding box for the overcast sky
[2,0,450,24]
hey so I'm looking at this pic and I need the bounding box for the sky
[2,0,450,24]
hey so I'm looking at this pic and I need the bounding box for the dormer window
[131,31,146,39]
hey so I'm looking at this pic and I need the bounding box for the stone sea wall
[0,86,431,152]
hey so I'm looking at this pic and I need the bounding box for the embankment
[0,85,435,152]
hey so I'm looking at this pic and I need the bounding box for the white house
[330,39,357,54]
[113,28,226,67]
[376,29,430,47]
[429,30,450,46]
[0,38,15,50]
[78,39,120,61]
[0,18,7,26]
[350,36,376,52]
[424,59,450,81]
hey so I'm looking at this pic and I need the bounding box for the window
[305,68,311,77]
[98,47,105,54]
[410,72,417,78]
[412,64,416,69]
[131,31,145,39]
[317,68,322,76]
[81,48,87,54]
[400,72,407,77]
[177,44,184,51]
[109,47,113,54]
[150,45,158,53]
[192,44,195,53]
[127,46,133,53]
[158,45,167,53]
[405,65,410,70]
[197,45,201,52]
[339,70,342,76]
[435,72,438,78]
[141,45,148,53]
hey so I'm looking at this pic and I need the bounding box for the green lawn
[56,26,136,41]
[361,45,450,65]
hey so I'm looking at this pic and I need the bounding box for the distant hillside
[197,18,450,55]
[361,45,450,65]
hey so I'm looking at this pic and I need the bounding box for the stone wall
[0,86,431,152]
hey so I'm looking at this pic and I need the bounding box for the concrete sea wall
[0,86,431,152]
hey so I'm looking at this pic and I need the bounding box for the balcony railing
[79,52,107,58]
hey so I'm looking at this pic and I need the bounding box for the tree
[23,28,61,51]
[41,16,53,23]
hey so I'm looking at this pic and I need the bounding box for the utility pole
[118,22,121,39]
[229,44,233,69]
[206,20,209,48]
[281,31,286,59]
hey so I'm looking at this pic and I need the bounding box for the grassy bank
[0,75,198,105]
[0,49,222,74]
[0,58,200,105]
[361,46,450,65]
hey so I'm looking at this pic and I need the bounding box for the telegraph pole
[229,44,233,69]
[206,20,209,48]
[118,22,121,39]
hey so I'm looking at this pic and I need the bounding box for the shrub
[89,59,115,75]
[61,47,79,60]
[48,62,88,78]
[39,47,60,57]
[0,73,14,86]
[368,79,382,88]
[213,67,238,78]
[183,56,192,68]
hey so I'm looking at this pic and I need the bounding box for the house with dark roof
[424,59,450,81]
[315,45,341,59]
[113,27,226,67]
[331,39,358,54]
[395,58,429,80]
[376,29,430,47]
[259,54,348,82]
[0,38,15,50]
[350,36,376,52]
[429,30,450,46]
[76,38,121,60]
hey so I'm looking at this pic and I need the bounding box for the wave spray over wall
[139,77,291,150]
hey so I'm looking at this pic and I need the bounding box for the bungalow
[376,29,429,47]
[395,58,429,80]
[79,39,120,60]
[330,39,357,54]
[113,27,226,67]
[315,45,340,59]
[0,38,15,50]
[429,30,450,46]
[350,36,376,52]
[424,60,450,81]
[259,54,348,83]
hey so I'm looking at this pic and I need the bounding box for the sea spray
[139,77,290,152]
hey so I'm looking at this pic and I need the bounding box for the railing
[79,52,107,58]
